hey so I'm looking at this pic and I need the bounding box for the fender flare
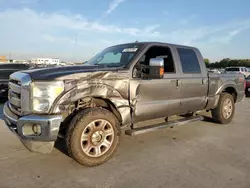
[215,81,238,97]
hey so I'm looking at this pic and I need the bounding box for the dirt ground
[0,99,250,188]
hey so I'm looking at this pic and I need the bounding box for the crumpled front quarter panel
[54,71,131,126]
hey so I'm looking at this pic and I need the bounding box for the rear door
[176,47,208,113]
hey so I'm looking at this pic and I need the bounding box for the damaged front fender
[51,71,131,126]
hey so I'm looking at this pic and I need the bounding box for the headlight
[31,81,64,113]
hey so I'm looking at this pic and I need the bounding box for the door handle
[202,79,205,85]
[176,79,180,87]
[170,79,180,87]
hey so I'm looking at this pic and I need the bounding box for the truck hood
[22,65,119,80]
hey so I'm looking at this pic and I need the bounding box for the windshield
[85,44,143,67]
[225,68,240,72]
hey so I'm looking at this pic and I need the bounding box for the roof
[110,41,197,49]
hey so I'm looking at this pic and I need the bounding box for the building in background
[9,59,29,64]
[0,56,7,63]
[31,58,60,65]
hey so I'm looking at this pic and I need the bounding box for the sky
[0,0,250,62]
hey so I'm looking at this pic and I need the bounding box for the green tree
[204,58,210,68]
[209,58,250,68]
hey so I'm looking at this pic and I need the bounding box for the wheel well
[222,87,237,102]
[64,97,122,123]
[90,97,123,124]
[59,97,123,136]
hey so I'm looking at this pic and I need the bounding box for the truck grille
[8,79,22,115]
[8,72,31,116]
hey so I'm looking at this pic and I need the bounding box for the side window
[177,48,201,73]
[137,46,175,73]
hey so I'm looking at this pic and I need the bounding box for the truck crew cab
[3,42,245,166]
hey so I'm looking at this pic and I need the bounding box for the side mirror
[149,58,164,79]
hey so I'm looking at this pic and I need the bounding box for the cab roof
[111,41,197,50]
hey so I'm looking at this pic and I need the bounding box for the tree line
[204,58,250,68]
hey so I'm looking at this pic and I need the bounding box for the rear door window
[177,48,201,73]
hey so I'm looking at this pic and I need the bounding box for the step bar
[125,115,204,136]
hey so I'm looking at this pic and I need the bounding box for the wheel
[211,93,235,124]
[66,108,120,167]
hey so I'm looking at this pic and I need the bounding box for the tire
[66,108,120,167]
[211,93,235,124]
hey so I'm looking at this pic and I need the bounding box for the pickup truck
[0,63,29,99]
[3,42,245,166]
[225,66,250,78]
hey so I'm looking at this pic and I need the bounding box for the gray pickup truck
[3,42,245,166]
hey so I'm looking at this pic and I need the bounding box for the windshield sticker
[122,48,138,52]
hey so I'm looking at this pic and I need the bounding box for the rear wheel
[211,93,235,124]
[66,108,120,167]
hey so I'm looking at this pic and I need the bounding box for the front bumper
[3,102,62,142]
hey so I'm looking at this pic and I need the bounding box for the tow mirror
[149,58,164,79]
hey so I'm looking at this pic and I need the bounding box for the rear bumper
[3,102,62,142]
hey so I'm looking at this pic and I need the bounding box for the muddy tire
[211,93,235,124]
[66,108,120,167]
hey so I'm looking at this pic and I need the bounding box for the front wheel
[211,93,235,124]
[66,108,120,167]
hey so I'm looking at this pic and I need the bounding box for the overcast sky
[0,0,250,62]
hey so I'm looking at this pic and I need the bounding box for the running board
[125,115,204,136]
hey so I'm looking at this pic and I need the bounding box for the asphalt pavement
[0,99,250,188]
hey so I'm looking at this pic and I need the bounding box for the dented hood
[22,65,119,80]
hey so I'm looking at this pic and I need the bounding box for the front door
[129,45,182,123]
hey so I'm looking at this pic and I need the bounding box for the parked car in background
[0,63,30,99]
[208,69,221,74]
[225,67,250,78]
[219,68,225,73]
[245,75,250,97]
